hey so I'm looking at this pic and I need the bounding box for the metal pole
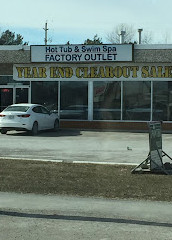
[120,31,126,44]
[138,29,143,44]
[43,22,48,45]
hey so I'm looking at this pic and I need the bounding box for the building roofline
[134,44,172,49]
[0,45,30,51]
[0,44,172,51]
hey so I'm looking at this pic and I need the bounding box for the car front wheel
[31,122,38,136]
[1,129,7,134]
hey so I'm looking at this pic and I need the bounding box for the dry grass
[0,159,172,201]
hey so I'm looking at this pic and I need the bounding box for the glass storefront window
[93,81,121,120]
[31,82,58,111]
[123,81,151,121]
[153,81,172,121]
[60,81,88,120]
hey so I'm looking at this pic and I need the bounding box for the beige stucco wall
[134,49,172,63]
[0,50,30,64]
[0,47,30,75]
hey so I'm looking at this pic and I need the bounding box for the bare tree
[141,31,153,44]
[107,23,136,44]
[107,23,153,44]
[162,31,171,44]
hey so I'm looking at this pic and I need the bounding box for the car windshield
[3,106,30,112]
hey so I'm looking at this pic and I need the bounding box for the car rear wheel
[1,129,7,134]
[53,119,59,132]
[31,122,38,136]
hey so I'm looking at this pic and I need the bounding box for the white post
[58,81,61,118]
[120,31,126,44]
[138,29,143,44]
[121,81,123,120]
[28,81,31,103]
[88,81,93,121]
[150,81,153,121]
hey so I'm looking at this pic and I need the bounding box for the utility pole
[43,22,48,45]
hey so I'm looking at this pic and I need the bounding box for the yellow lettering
[114,66,122,78]
[130,66,139,78]
[76,67,83,78]
[38,67,47,78]
[58,67,65,78]
[32,67,39,78]
[50,67,58,78]
[122,66,130,78]
[163,66,172,78]
[90,67,98,78]
[149,66,157,78]
[105,66,114,78]
[77,67,89,78]
[141,66,149,78]
[83,67,90,78]
[167,66,172,78]
[16,67,24,78]
[65,67,73,78]
[97,66,105,78]
[24,67,32,78]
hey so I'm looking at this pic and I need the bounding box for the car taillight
[18,114,30,118]
[0,114,5,117]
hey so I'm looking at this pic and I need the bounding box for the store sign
[13,63,172,81]
[31,44,133,63]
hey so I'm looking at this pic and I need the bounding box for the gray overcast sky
[0,0,171,45]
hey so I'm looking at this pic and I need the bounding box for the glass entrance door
[0,88,13,111]
[15,88,29,104]
[0,85,30,111]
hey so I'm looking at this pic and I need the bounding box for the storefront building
[1,44,172,131]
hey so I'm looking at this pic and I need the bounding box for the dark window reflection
[153,82,172,121]
[60,81,88,120]
[0,88,13,111]
[0,76,29,85]
[123,81,151,121]
[16,88,28,104]
[31,82,58,111]
[93,81,121,120]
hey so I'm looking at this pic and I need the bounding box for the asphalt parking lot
[0,128,172,165]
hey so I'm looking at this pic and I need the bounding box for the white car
[0,103,59,135]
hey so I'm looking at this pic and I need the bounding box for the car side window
[32,106,42,113]
[41,106,50,114]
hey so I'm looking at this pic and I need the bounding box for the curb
[0,157,137,166]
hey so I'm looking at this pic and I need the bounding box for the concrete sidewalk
[0,192,172,223]
[1,192,172,240]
